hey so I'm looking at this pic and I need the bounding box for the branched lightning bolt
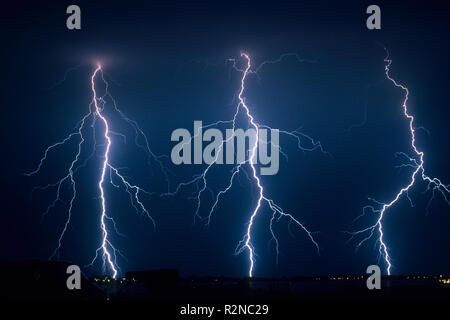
[165,53,325,277]
[346,47,450,275]
[26,64,163,278]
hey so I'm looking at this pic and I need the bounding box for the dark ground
[1,261,448,318]
[1,261,448,301]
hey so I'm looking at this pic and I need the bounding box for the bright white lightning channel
[347,47,450,275]
[26,64,163,278]
[165,53,326,277]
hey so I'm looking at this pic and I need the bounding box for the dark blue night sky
[1,1,449,278]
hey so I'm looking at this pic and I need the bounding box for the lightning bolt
[26,63,163,278]
[347,47,450,275]
[165,52,324,277]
